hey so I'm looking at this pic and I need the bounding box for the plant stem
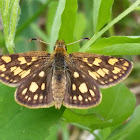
[79,0,140,52]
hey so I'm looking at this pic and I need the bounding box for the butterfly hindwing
[15,66,54,108]
[0,51,50,86]
[63,65,102,109]
[70,52,133,88]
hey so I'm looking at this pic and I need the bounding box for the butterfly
[0,39,133,109]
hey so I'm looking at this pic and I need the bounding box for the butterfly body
[0,40,133,109]
[51,40,68,109]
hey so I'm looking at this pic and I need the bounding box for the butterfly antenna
[66,37,90,46]
[29,38,54,45]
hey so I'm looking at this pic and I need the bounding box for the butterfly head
[54,40,67,52]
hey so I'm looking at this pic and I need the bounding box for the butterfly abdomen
[52,72,66,109]
[51,50,67,109]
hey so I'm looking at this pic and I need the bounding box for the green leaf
[74,12,87,40]
[46,1,58,39]
[50,0,78,52]
[0,0,20,53]
[50,0,66,52]
[93,0,114,32]
[107,105,140,140]
[45,125,58,140]
[95,127,112,140]
[0,84,64,140]
[62,84,135,131]
[16,1,49,37]
[80,1,140,52]
[58,0,78,43]
[88,36,140,55]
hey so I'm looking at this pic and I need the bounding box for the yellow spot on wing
[78,95,83,101]
[2,68,6,72]
[108,58,118,65]
[92,72,100,78]
[87,63,92,67]
[41,83,45,90]
[31,57,37,61]
[82,58,92,66]
[20,69,31,78]
[109,79,113,82]
[0,64,6,71]
[39,95,43,100]
[79,83,88,93]
[82,74,86,78]
[82,58,88,62]
[122,66,127,70]
[29,82,38,92]
[89,89,95,97]
[73,96,77,100]
[88,97,92,101]
[35,64,39,67]
[119,74,122,76]
[25,95,28,99]
[88,70,97,80]
[27,62,32,65]
[1,56,11,63]
[13,67,23,75]
[22,88,27,95]
[34,94,38,100]
[0,64,5,69]
[18,57,27,64]
[123,61,129,66]
[96,68,106,77]
[100,81,105,84]
[93,58,102,66]
[102,68,109,74]
[72,84,76,91]
[94,86,97,90]
[113,76,118,79]
[74,72,79,78]
[0,74,5,77]
[10,66,17,72]
[5,76,9,80]
[112,67,121,74]
[39,71,45,77]
[13,80,17,83]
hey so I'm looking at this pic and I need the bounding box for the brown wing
[68,52,133,88]
[15,66,54,108]
[0,51,51,86]
[63,65,102,109]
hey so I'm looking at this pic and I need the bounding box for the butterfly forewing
[15,65,54,108]
[63,65,102,109]
[70,52,133,88]
[0,51,50,86]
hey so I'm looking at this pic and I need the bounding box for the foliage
[0,0,140,139]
